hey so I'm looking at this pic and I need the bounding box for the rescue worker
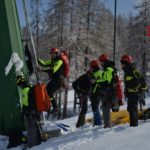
[38,48,64,112]
[16,74,41,148]
[99,54,121,112]
[72,70,92,128]
[120,54,147,127]
[94,54,116,128]
[90,60,103,126]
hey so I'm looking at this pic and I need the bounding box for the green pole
[0,0,27,134]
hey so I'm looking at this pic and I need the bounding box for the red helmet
[50,48,59,53]
[121,54,133,64]
[99,54,109,62]
[90,60,99,68]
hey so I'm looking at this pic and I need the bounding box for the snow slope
[31,121,150,150]
[0,93,150,150]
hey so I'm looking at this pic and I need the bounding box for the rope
[22,0,40,83]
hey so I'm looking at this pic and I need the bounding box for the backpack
[34,83,51,112]
[59,50,70,78]
[115,75,124,106]
[111,69,124,109]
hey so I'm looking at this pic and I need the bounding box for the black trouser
[24,111,42,147]
[90,93,100,112]
[92,87,115,127]
[46,79,61,97]
[76,94,88,127]
[90,93,102,126]
[46,79,61,109]
[79,94,88,115]
[99,90,112,128]
[127,93,139,126]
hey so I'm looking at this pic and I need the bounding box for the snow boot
[76,114,86,128]
[129,111,138,127]
[7,127,26,148]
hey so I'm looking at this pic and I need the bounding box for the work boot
[129,111,138,127]
[76,114,85,128]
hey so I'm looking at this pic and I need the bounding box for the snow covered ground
[0,91,150,150]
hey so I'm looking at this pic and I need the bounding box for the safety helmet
[16,74,26,85]
[90,60,99,68]
[99,54,109,62]
[50,48,59,54]
[120,54,133,64]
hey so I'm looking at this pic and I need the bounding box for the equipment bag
[59,50,69,78]
[34,83,51,112]
[116,75,124,106]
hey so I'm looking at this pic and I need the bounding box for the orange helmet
[99,54,109,62]
[50,48,59,54]
[121,54,133,64]
[90,60,99,68]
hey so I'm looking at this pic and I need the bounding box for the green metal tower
[0,0,27,134]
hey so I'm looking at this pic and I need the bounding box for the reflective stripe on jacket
[92,70,103,93]
[93,67,114,93]
[38,58,63,74]
[101,67,114,83]
[124,67,147,93]
[93,70,103,81]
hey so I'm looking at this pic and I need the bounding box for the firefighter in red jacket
[38,48,64,112]
[120,54,147,127]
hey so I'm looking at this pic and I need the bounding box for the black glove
[112,104,119,112]
[139,91,145,99]
[138,91,146,106]
[139,97,146,106]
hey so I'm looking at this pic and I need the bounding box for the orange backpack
[34,83,51,112]
[59,50,70,78]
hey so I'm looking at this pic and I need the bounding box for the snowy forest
[1,0,150,149]
[20,0,150,118]
[22,0,150,73]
